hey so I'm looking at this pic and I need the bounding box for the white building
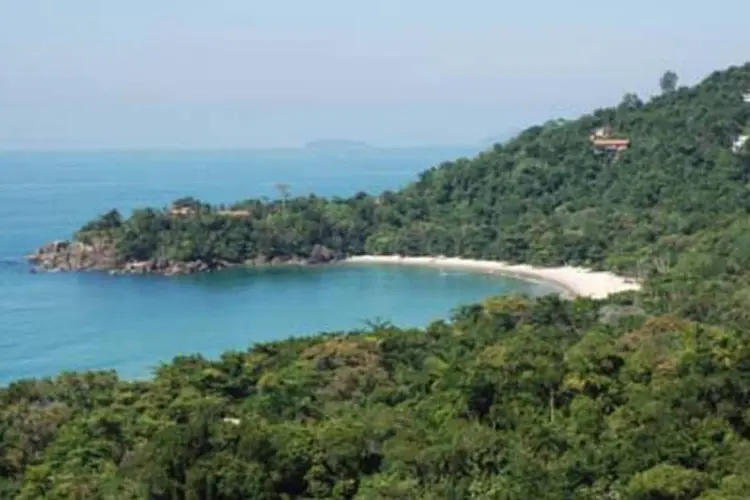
[732,135,748,153]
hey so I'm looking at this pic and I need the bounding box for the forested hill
[406,63,750,269]
[8,64,750,498]
[59,62,750,323]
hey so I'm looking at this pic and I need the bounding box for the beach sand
[343,255,641,300]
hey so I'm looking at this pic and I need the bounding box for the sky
[1,1,750,150]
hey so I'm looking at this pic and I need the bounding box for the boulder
[308,244,336,264]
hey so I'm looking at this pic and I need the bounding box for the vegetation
[5,296,750,499]
[660,70,680,94]
[9,61,750,498]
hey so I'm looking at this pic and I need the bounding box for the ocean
[0,148,545,384]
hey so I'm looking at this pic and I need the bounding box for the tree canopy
[4,296,750,499]
[660,70,680,93]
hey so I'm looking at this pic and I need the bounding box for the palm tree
[275,183,290,213]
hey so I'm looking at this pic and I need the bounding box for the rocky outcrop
[308,244,337,264]
[27,240,234,276]
[27,239,118,272]
[245,244,339,267]
[109,259,227,276]
[27,240,342,276]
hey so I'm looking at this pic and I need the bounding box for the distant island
[303,139,374,151]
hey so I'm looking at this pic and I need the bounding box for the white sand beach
[343,255,641,300]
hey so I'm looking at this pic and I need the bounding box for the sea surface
[0,148,548,384]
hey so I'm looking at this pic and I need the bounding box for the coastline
[26,241,641,298]
[342,255,641,300]
[26,240,341,276]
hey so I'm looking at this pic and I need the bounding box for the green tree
[660,70,679,93]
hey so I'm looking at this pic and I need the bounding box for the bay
[0,148,546,384]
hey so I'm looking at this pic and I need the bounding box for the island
[9,62,750,498]
[303,139,375,151]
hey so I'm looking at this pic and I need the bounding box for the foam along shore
[343,255,641,300]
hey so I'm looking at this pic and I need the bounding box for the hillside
[10,62,750,499]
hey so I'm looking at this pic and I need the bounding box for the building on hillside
[591,138,631,151]
[591,126,613,138]
[743,92,750,103]
[169,206,196,217]
[590,127,630,152]
[732,135,748,153]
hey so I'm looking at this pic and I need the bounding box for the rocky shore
[27,240,341,276]
[27,240,118,273]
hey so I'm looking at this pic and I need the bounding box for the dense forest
[7,62,750,498]
[6,295,750,499]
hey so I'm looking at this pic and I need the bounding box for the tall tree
[275,183,290,212]
[659,70,679,93]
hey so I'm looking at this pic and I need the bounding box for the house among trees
[589,126,630,152]
[169,205,196,217]
[743,90,750,103]
[169,197,203,217]
[732,135,748,153]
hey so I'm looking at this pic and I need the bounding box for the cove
[0,263,550,384]
[0,147,520,385]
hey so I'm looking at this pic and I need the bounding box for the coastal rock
[308,244,337,264]
[27,239,117,272]
[113,259,221,276]
[243,247,340,268]
[29,240,341,276]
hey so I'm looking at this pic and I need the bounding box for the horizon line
[0,143,493,154]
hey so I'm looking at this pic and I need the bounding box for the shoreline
[26,243,642,299]
[342,255,641,300]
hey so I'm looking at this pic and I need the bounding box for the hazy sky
[2,1,750,149]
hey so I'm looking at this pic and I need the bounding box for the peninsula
[28,63,750,308]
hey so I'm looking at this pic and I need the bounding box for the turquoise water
[0,149,544,384]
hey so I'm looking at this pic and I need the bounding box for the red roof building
[590,127,630,151]
[590,137,630,150]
